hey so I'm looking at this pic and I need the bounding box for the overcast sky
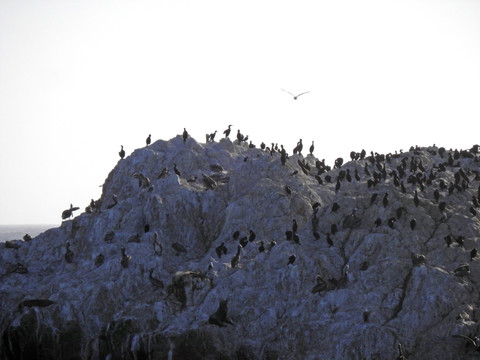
[1,0,479,225]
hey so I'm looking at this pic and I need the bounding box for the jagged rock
[1,137,480,359]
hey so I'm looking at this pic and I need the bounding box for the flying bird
[281,89,310,100]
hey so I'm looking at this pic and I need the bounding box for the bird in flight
[282,89,310,100]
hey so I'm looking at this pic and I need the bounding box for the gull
[281,89,310,100]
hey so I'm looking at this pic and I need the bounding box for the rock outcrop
[1,136,480,359]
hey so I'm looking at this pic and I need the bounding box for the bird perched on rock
[215,242,227,258]
[231,245,242,268]
[94,253,105,267]
[410,218,416,230]
[120,247,131,268]
[309,141,314,155]
[208,299,234,326]
[146,134,151,146]
[119,145,125,159]
[223,125,233,138]
[62,204,80,220]
[248,230,256,242]
[287,254,296,265]
[471,248,478,261]
[182,128,188,142]
[64,242,74,263]
[258,241,265,253]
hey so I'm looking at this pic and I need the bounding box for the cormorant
[94,253,105,267]
[223,125,233,138]
[119,145,125,159]
[410,218,416,230]
[215,242,227,258]
[182,128,188,142]
[173,163,181,177]
[382,193,389,207]
[470,248,477,261]
[120,247,131,268]
[248,230,256,242]
[231,245,241,268]
[62,204,80,220]
[309,141,314,155]
[287,254,296,265]
[65,242,74,263]
[146,134,151,146]
[258,241,265,253]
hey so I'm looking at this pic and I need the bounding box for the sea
[0,224,57,243]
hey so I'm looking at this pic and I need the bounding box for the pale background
[1,0,479,225]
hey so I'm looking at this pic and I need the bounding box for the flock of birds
[7,113,480,358]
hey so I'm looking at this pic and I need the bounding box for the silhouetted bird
[64,242,74,263]
[332,202,340,212]
[62,204,80,220]
[287,254,296,265]
[282,89,310,100]
[470,248,477,261]
[223,125,233,138]
[374,218,382,227]
[382,193,389,207]
[182,128,188,142]
[309,141,314,155]
[326,233,333,247]
[146,134,151,146]
[414,190,419,207]
[249,230,256,242]
[119,145,125,159]
[258,241,265,253]
[410,218,416,230]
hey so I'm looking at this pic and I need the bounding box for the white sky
[1,0,479,225]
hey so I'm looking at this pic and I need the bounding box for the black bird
[119,145,125,159]
[370,193,378,205]
[433,189,440,202]
[285,185,292,195]
[309,141,314,155]
[444,235,452,247]
[382,193,389,207]
[64,242,74,263]
[331,224,337,235]
[287,254,296,265]
[388,217,396,229]
[231,245,242,268]
[258,241,265,253]
[215,242,227,258]
[239,237,248,248]
[223,125,233,138]
[232,230,240,240]
[374,218,382,227]
[282,89,310,100]
[332,202,340,212]
[236,129,244,142]
[62,204,80,220]
[208,130,217,142]
[285,230,293,240]
[414,190,419,207]
[120,247,131,268]
[94,253,105,267]
[182,128,188,142]
[146,134,151,146]
[173,163,181,177]
[292,219,298,233]
[410,218,416,230]
[470,248,477,261]
[248,230,256,242]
